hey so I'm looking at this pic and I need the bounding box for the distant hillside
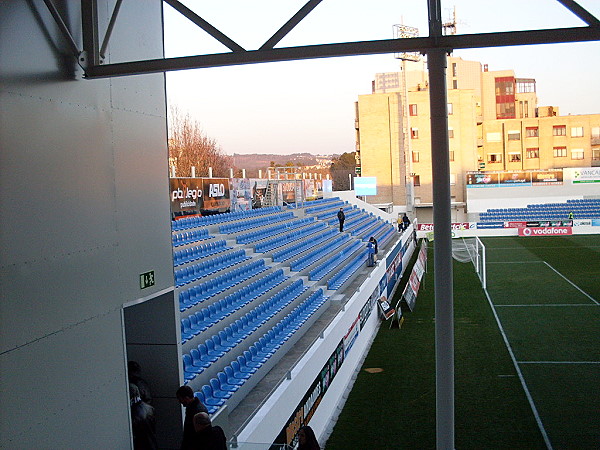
[231,153,338,172]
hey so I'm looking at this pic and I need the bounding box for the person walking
[337,208,345,232]
[176,385,208,450]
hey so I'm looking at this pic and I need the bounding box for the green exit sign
[140,271,155,289]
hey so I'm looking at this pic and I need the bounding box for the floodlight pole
[427,0,454,449]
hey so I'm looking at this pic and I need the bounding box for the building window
[553,146,567,157]
[526,127,539,137]
[592,127,600,139]
[571,149,584,160]
[452,79,458,90]
[412,151,420,162]
[488,154,502,163]
[509,153,521,162]
[409,104,418,116]
[571,127,584,137]
[593,149,600,161]
[450,173,456,185]
[413,175,421,186]
[496,102,515,119]
[452,62,457,77]
[526,148,539,159]
[508,131,521,141]
[447,103,453,115]
[553,125,566,136]
[516,78,536,93]
[411,127,419,139]
[448,127,454,138]
[449,150,454,161]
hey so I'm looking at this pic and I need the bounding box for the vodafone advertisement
[518,227,573,237]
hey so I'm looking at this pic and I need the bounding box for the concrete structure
[1,2,180,448]
[356,56,600,222]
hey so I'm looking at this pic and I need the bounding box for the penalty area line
[543,261,599,305]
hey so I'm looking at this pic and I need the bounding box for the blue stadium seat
[209,378,233,399]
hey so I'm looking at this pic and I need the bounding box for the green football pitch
[325,235,600,449]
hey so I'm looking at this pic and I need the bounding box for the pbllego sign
[518,227,572,237]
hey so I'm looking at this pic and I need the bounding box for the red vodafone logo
[519,227,573,237]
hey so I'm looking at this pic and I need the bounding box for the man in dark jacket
[337,208,345,232]
[193,412,226,450]
[176,385,208,450]
[130,384,158,450]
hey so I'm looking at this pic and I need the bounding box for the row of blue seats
[173,240,231,267]
[290,234,350,273]
[304,200,345,215]
[172,228,210,247]
[179,260,268,311]
[175,249,249,287]
[347,214,377,236]
[254,221,327,253]
[238,217,315,246]
[171,206,282,231]
[318,205,357,221]
[182,280,309,380]
[356,219,387,241]
[309,240,362,281]
[219,211,294,234]
[328,248,370,290]
[186,289,328,413]
[272,227,337,263]
[181,269,288,343]
[303,198,344,214]
[567,199,600,203]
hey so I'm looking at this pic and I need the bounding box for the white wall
[0,2,174,448]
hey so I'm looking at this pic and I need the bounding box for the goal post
[451,236,487,290]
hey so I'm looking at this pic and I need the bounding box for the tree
[330,152,356,191]
[168,106,231,177]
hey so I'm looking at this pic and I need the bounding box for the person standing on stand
[367,239,375,267]
[337,208,345,232]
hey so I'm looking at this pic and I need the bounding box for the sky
[163,0,600,156]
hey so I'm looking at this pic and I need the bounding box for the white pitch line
[483,288,553,450]
[495,304,597,307]
[543,261,599,305]
[488,261,543,264]
[518,361,600,364]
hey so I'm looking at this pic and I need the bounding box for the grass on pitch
[325,235,599,449]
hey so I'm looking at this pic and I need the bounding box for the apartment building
[355,56,600,216]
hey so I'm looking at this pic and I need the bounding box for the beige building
[355,56,600,219]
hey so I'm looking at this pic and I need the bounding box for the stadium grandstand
[2,2,599,450]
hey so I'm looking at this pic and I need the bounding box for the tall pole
[427,0,454,448]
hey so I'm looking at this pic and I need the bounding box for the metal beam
[43,0,80,57]
[260,0,323,50]
[163,0,245,53]
[555,0,600,26]
[99,0,123,59]
[84,26,600,78]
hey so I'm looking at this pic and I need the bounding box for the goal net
[452,237,486,289]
